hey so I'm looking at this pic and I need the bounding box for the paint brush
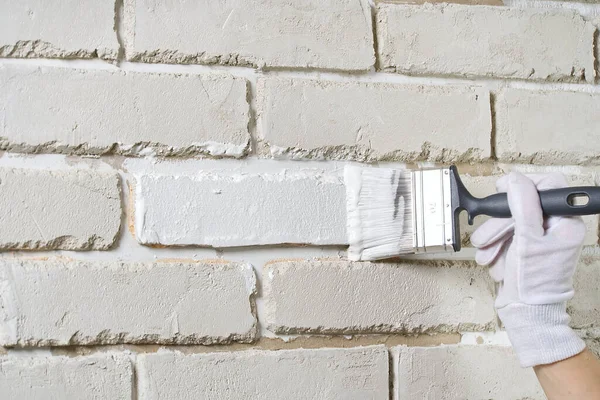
[345,165,600,261]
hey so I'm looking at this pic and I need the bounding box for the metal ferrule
[411,168,455,253]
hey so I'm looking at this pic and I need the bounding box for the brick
[0,259,256,346]
[137,346,388,399]
[570,256,600,329]
[393,345,544,399]
[578,329,600,358]
[135,170,346,247]
[384,0,503,4]
[257,77,491,161]
[0,0,118,60]
[577,328,600,358]
[0,167,120,250]
[588,338,600,358]
[0,354,132,400]
[264,260,495,334]
[130,0,374,71]
[0,65,250,157]
[496,89,600,164]
[460,170,599,247]
[377,4,595,82]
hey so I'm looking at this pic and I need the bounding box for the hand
[471,172,587,367]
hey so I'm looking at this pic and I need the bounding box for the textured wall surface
[1,0,599,398]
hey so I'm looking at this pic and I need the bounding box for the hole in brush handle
[539,187,600,216]
[566,193,589,207]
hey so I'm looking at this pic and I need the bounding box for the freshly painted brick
[496,89,600,164]
[0,65,250,156]
[0,167,120,250]
[0,354,132,400]
[264,260,495,334]
[570,256,600,329]
[460,172,598,246]
[0,0,118,59]
[137,346,388,399]
[393,345,544,399]
[377,4,595,82]
[130,0,374,71]
[135,171,346,247]
[0,259,256,346]
[257,78,491,161]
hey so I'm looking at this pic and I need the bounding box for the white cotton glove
[471,172,587,368]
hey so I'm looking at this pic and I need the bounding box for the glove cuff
[498,303,586,368]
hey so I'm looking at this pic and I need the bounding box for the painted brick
[135,170,346,247]
[264,260,495,334]
[0,0,118,60]
[0,65,250,157]
[393,345,544,399]
[461,170,599,247]
[570,256,600,329]
[496,89,600,164]
[0,167,120,250]
[377,4,595,82]
[130,0,374,71]
[257,77,491,161]
[0,354,132,400]
[0,259,256,346]
[137,346,388,399]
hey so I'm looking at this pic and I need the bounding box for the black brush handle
[448,165,600,252]
[464,188,600,222]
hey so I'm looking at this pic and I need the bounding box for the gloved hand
[471,172,587,368]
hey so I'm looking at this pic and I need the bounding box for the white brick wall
[2,0,600,398]
[570,256,600,329]
[264,260,496,334]
[393,345,544,399]
[0,167,121,250]
[0,0,118,60]
[257,77,491,161]
[130,0,375,71]
[0,65,250,156]
[377,4,596,82]
[0,354,132,399]
[0,259,257,345]
[580,329,600,358]
[137,346,388,399]
[496,89,600,164]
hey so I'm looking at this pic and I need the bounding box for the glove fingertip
[475,252,491,266]
[475,246,498,266]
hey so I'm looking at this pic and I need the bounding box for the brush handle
[448,166,600,251]
[463,187,600,223]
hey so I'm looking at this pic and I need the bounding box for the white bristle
[345,166,414,261]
